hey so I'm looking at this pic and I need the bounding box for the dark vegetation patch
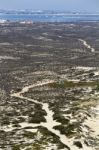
[53,123,80,137]
[28,104,47,123]
[48,80,98,89]
[74,141,83,148]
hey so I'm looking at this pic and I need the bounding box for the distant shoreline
[0,13,99,22]
[0,20,99,24]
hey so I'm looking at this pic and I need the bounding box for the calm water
[0,14,99,22]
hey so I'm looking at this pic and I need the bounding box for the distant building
[0,19,7,24]
[20,21,33,24]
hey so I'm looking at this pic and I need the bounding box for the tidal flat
[0,22,99,150]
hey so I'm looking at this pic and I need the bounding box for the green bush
[12,145,20,150]
[96,83,99,90]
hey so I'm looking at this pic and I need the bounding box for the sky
[0,0,99,12]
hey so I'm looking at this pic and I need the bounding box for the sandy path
[79,39,95,52]
[11,79,94,150]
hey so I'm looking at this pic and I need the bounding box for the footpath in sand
[79,39,95,53]
[11,78,98,150]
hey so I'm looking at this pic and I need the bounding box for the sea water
[0,13,99,22]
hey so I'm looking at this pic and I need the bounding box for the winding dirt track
[79,39,95,53]
[11,79,94,150]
